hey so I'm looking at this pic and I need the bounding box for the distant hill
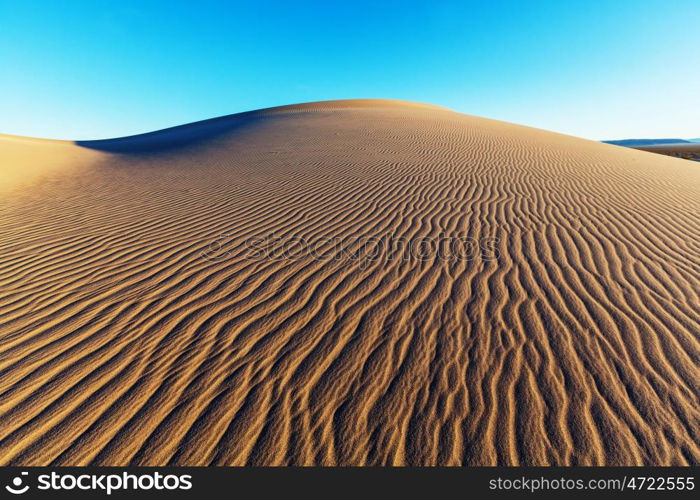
[603,138,691,146]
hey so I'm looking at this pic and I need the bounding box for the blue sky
[1,0,698,140]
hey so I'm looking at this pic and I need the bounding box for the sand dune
[0,99,698,465]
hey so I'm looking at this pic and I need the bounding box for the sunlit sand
[1,100,698,465]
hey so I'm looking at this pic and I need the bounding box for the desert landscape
[0,99,698,466]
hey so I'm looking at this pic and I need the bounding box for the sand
[0,100,698,465]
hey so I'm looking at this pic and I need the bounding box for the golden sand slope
[0,100,698,465]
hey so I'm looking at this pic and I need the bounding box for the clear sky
[1,0,698,141]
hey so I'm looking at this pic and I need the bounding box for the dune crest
[75,99,451,153]
[0,101,698,465]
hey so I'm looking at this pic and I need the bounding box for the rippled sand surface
[1,100,698,465]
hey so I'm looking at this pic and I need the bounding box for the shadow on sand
[75,110,267,154]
